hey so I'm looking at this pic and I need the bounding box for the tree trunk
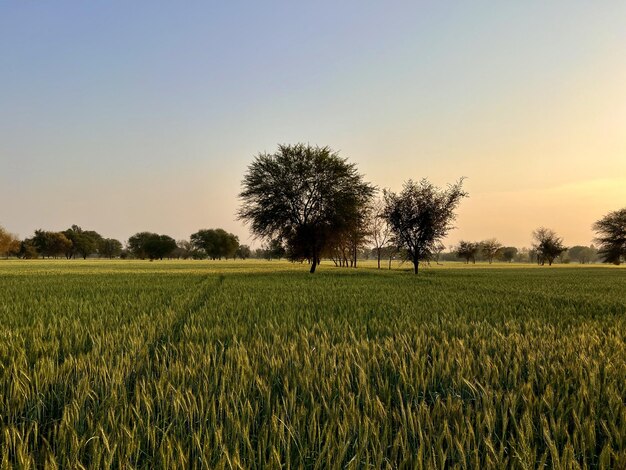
[310,255,317,273]
[377,249,381,269]
[413,257,419,274]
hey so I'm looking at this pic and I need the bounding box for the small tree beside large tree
[383,178,467,274]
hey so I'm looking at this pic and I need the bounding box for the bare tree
[383,178,467,274]
[368,199,392,269]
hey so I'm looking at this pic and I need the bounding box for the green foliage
[235,244,252,259]
[480,238,503,264]
[593,208,626,265]
[30,230,73,258]
[63,225,103,259]
[190,228,239,260]
[1,261,625,468]
[568,245,598,264]
[239,144,375,272]
[98,238,123,259]
[128,232,177,260]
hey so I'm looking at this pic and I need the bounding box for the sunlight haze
[1,1,624,248]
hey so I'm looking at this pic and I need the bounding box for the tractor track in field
[124,274,224,400]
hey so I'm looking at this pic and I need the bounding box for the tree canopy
[0,226,20,258]
[593,208,626,265]
[30,230,73,258]
[480,238,502,264]
[63,225,103,259]
[128,232,177,260]
[190,229,240,260]
[238,144,374,273]
[532,227,567,266]
[567,245,597,264]
[99,238,124,259]
[456,241,480,264]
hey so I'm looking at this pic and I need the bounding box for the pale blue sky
[1,2,625,247]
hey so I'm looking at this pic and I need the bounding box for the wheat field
[1,260,625,469]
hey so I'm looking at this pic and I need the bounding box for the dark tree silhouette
[497,247,518,263]
[128,232,176,260]
[235,245,252,259]
[383,178,467,274]
[456,240,480,264]
[593,208,626,265]
[98,238,123,259]
[31,230,72,259]
[238,144,374,273]
[480,238,502,264]
[63,225,103,259]
[532,227,566,266]
[567,245,597,264]
[190,229,239,260]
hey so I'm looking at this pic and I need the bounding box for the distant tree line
[0,224,254,262]
[2,145,625,272]
[451,239,600,265]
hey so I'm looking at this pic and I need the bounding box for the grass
[0,260,625,469]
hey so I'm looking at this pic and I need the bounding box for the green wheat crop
[1,260,625,469]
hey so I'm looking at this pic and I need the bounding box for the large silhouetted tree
[238,144,374,273]
[383,178,467,274]
[593,208,626,265]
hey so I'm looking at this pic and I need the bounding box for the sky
[1,1,625,248]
